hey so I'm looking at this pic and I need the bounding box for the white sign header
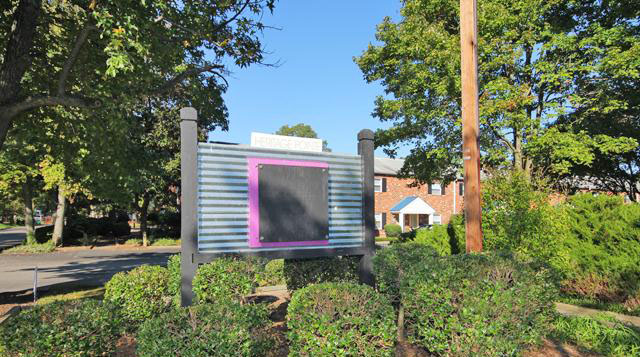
[250,132,323,153]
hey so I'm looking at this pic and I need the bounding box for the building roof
[390,196,436,214]
[374,157,405,175]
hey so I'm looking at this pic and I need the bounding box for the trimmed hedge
[0,300,124,357]
[34,224,54,243]
[373,242,438,303]
[413,225,455,256]
[104,265,173,323]
[192,257,260,304]
[167,254,181,307]
[287,282,396,356]
[260,258,285,286]
[283,256,359,291]
[384,223,402,238]
[137,302,274,357]
[401,252,557,356]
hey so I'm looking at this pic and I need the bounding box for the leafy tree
[275,123,330,151]
[355,0,636,185]
[0,0,276,149]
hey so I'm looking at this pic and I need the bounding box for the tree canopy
[275,123,330,151]
[355,0,638,188]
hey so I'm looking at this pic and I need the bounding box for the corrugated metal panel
[196,143,364,253]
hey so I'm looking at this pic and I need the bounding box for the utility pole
[460,0,483,252]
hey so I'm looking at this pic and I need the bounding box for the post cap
[357,129,374,141]
[180,107,198,121]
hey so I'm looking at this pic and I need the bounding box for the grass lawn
[560,294,640,317]
[551,314,640,356]
[0,223,18,230]
[2,241,55,254]
[36,286,105,305]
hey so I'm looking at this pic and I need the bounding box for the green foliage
[124,238,142,246]
[150,237,180,246]
[558,194,640,301]
[3,240,55,254]
[275,123,330,151]
[136,302,274,357]
[104,265,173,323]
[192,257,260,304]
[552,315,640,357]
[401,252,557,356]
[413,225,454,256]
[355,0,638,184]
[287,282,396,357]
[259,258,285,287]
[34,224,54,243]
[167,254,181,307]
[283,256,360,291]
[373,242,438,303]
[0,300,124,357]
[111,221,131,237]
[481,171,569,269]
[383,223,402,238]
[447,214,466,254]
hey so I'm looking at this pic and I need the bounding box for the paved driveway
[0,247,179,295]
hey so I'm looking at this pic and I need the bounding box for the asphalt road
[0,227,28,251]
[0,247,179,294]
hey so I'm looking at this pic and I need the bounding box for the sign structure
[180,108,375,306]
[251,132,323,153]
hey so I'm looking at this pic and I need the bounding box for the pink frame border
[248,157,330,248]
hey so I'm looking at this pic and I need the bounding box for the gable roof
[389,196,436,214]
[374,157,405,175]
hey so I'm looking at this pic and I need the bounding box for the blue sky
[208,1,403,156]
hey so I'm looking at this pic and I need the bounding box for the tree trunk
[22,177,35,244]
[140,193,151,246]
[52,188,66,246]
[0,0,42,150]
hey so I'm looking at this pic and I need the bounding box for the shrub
[373,242,438,303]
[414,225,454,256]
[558,194,640,301]
[137,302,273,357]
[0,300,124,357]
[400,252,557,356]
[552,315,640,356]
[283,256,359,291]
[287,282,396,357]
[124,238,142,246]
[34,224,54,243]
[447,213,466,254]
[111,221,131,237]
[384,223,402,237]
[167,254,181,307]
[260,258,285,286]
[192,257,260,304]
[104,265,172,323]
[151,237,180,246]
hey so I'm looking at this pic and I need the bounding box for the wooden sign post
[460,0,483,252]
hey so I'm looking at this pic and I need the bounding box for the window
[459,182,464,196]
[374,178,382,192]
[430,183,442,195]
[432,214,442,225]
[375,213,382,229]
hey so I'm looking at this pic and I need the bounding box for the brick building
[374,157,464,236]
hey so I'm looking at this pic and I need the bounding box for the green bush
[401,252,557,356]
[287,282,396,356]
[413,225,454,256]
[260,258,285,286]
[111,221,131,237]
[192,257,260,304]
[0,300,124,357]
[104,265,173,323]
[3,240,55,254]
[167,254,181,307]
[447,213,466,254]
[384,223,402,237]
[151,237,180,246]
[552,314,640,356]
[558,194,640,301]
[34,224,54,243]
[283,256,359,291]
[373,242,438,303]
[137,302,274,357]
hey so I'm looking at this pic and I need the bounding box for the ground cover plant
[259,258,285,286]
[287,282,396,356]
[2,240,55,254]
[0,300,124,357]
[192,257,261,304]
[137,302,274,357]
[552,314,640,356]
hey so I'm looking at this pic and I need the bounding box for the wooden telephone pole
[460,0,483,252]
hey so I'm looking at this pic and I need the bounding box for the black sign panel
[258,165,329,243]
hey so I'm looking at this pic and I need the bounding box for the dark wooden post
[180,107,198,306]
[358,129,375,286]
[460,0,483,252]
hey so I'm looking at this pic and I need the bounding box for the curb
[555,302,640,328]
[0,306,23,326]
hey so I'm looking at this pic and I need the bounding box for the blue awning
[390,196,436,214]
[390,196,418,212]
